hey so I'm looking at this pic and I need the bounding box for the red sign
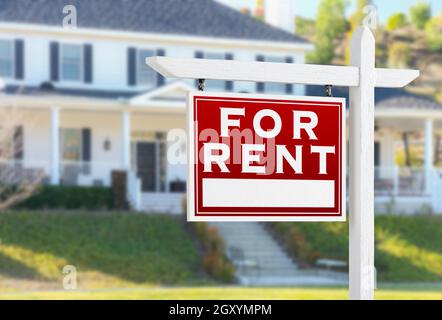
[188,92,346,221]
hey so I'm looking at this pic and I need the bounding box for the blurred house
[0,0,440,215]
[0,0,310,213]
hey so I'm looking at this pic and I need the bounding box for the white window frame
[60,43,83,82]
[263,55,286,93]
[60,128,83,163]
[0,39,14,79]
[137,48,157,88]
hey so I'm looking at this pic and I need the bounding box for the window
[60,128,82,161]
[203,52,228,91]
[264,56,286,93]
[0,40,13,78]
[137,49,156,86]
[0,126,23,162]
[61,44,82,81]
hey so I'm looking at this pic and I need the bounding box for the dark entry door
[136,142,157,192]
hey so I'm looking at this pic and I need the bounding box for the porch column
[424,118,433,194]
[122,110,131,170]
[50,107,60,185]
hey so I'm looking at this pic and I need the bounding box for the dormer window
[60,44,82,81]
[0,40,13,78]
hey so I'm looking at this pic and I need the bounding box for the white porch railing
[59,160,123,187]
[127,170,142,211]
[374,166,426,196]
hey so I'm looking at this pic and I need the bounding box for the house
[0,0,311,213]
[0,0,440,215]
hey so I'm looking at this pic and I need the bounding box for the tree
[388,42,412,68]
[386,13,407,31]
[410,1,431,30]
[308,0,347,64]
[295,16,315,39]
[345,0,371,64]
[0,107,43,210]
[425,14,442,51]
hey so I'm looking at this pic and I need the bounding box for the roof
[8,84,441,112]
[4,84,138,100]
[0,0,308,44]
[306,86,442,110]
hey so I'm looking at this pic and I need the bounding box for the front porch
[1,84,442,215]
[0,88,188,213]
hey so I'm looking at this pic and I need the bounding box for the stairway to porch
[209,222,347,286]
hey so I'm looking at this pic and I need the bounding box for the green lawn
[1,211,442,299]
[1,285,442,300]
[271,215,442,282]
[0,211,204,291]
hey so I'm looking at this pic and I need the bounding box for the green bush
[386,12,408,31]
[15,185,113,210]
[191,222,235,283]
[426,14,442,51]
[410,2,431,30]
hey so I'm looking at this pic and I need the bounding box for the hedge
[14,185,113,210]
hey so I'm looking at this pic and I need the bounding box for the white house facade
[0,0,440,214]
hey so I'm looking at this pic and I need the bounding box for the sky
[218,0,442,23]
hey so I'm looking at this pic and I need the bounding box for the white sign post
[147,27,419,300]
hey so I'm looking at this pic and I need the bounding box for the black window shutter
[156,48,166,86]
[14,39,24,80]
[81,128,91,175]
[285,56,294,94]
[194,51,204,87]
[82,128,91,162]
[50,42,59,82]
[84,44,93,83]
[256,55,265,92]
[128,47,137,86]
[225,53,234,91]
[13,126,23,160]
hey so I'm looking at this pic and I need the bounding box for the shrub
[191,221,235,283]
[388,42,412,68]
[15,185,113,210]
[426,14,442,51]
[386,13,408,31]
[182,197,235,282]
[410,2,431,30]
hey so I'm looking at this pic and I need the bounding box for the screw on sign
[187,93,346,222]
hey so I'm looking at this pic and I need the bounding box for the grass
[0,211,204,291]
[1,211,441,300]
[271,215,442,282]
[1,285,442,300]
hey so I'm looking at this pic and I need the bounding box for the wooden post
[349,26,376,300]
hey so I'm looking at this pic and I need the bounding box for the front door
[136,142,157,192]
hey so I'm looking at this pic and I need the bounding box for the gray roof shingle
[0,0,308,44]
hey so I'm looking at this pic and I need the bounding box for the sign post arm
[349,26,376,300]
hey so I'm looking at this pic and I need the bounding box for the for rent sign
[188,92,346,221]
